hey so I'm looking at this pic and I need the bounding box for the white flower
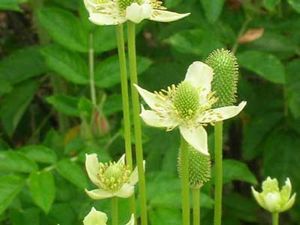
[83,207,134,225]
[85,154,139,199]
[251,177,296,213]
[135,61,246,155]
[83,0,190,25]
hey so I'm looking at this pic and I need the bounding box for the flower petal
[125,214,135,225]
[85,189,113,200]
[281,193,296,212]
[89,12,126,25]
[117,154,126,165]
[126,3,153,23]
[150,10,190,22]
[140,106,178,128]
[85,154,101,186]
[83,207,108,225]
[134,84,164,110]
[184,61,213,92]
[115,184,134,198]
[129,161,145,185]
[179,125,209,155]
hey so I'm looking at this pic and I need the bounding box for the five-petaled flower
[85,154,138,199]
[251,177,296,213]
[83,0,190,25]
[135,61,246,155]
[83,207,134,225]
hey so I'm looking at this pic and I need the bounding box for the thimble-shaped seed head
[206,49,239,107]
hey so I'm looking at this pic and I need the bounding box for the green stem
[180,137,190,225]
[115,24,136,216]
[192,188,200,225]
[231,17,252,54]
[89,33,97,106]
[272,213,279,225]
[111,197,118,225]
[214,122,223,225]
[127,21,148,225]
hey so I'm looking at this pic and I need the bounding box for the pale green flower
[251,177,296,213]
[83,0,190,25]
[85,154,138,199]
[83,207,134,225]
[135,61,246,155]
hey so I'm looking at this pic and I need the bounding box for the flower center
[118,0,135,10]
[98,162,131,192]
[173,82,199,120]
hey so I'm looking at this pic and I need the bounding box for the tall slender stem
[111,197,118,225]
[89,33,97,106]
[115,24,136,216]
[214,121,223,225]
[181,137,190,225]
[127,21,148,225]
[192,188,200,225]
[272,213,279,225]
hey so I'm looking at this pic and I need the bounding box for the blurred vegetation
[0,0,300,224]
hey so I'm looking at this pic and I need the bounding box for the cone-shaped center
[173,82,199,120]
[104,164,123,179]
[118,0,135,10]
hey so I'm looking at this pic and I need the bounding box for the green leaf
[93,26,117,53]
[286,59,300,118]
[38,7,88,52]
[56,160,88,189]
[95,55,152,88]
[0,81,38,136]
[19,145,57,164]
[200,0,225,23]
[41,45,88,84]
[149,208,181,225]
[0,47,47,85]
[28,171,55,213]
[222,160,257,184]
[47,94,80,117]
[263,0,280,11]
[10,208,40,225]
[237,51,285,84]
[0,79,12,96]
[0,175,24,215]
[288,0,300,13]
[103,94,122,116]
[0,151,38,173]
[0,0,21,11]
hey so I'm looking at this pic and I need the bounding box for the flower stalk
[112,197,118,225]
[272,213,279,225]
[192,188,200,225]
[89,32,97,106]
[214,121,223,225]
[127,21,148,225]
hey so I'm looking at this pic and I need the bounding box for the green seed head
[173,82,199,120]
[178,145,211,188]
[206,49,239,107]
[118,0,135,10]
[98,162,131,192]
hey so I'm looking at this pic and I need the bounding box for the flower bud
[206,49,239,107]
[251,177,296,213]
[178,145,211,188]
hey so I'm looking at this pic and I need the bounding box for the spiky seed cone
[206,49,239,107]
[178,145,211,189]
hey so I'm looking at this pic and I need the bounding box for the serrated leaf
[28,171,55,213]
[200,0,225,23]
[56,160,88,189]
[286,59,300,118]
[38,7,88,52]
[19,145,57,164]
[0,175,25,215]
[288,0,300,13]
[95,55,152,88]
[47,94,80,117]
[0,0,21,11]
[237,51,285,84]
[222,160,257,184]
[0,47,47,85]
[0,81,38,136]
[41,45,88,84]
[0,151,38,173]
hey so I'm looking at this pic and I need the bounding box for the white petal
[117,154,126,165]
[85,189,113,200]
[85,154,101,186]
[89,12,126,25]
[184,61,213,93]
[125,214,135,225]
[126,3,153,23]
[281,193,296,212]
[140,107,178,128]
[150,10,190,22]
[134,84,164,110]
[83,207,108,225]
[129,161,145,185]
[179,125,209,155]
[115,184,134,198]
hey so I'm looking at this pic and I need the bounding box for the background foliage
[0,0,300,224]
